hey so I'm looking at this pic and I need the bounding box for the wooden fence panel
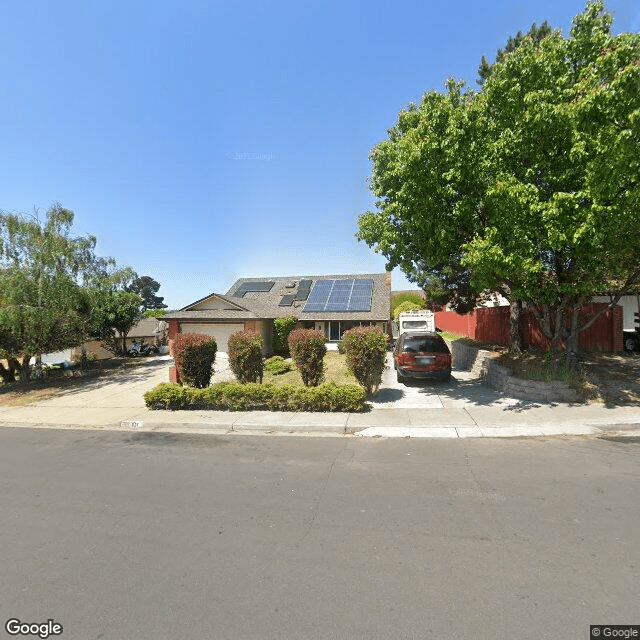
[434,303,623,351]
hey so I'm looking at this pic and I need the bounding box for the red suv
[393,331,452,383]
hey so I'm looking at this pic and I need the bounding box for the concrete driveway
[367,353,523,410]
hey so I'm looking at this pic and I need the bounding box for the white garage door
[180,323,244,353]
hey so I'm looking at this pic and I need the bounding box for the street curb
[2,419,639,440]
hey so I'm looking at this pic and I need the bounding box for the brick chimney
[385,271,392,290]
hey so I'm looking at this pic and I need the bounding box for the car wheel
[625,336,637,352]
[396,369,404,384]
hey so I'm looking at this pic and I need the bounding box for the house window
[326,320,377,341]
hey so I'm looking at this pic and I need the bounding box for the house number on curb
[120,420,143,429]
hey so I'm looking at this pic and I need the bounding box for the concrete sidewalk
[0,356,638,438]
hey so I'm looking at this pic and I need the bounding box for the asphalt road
[1,427,639,640]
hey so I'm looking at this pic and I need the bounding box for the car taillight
[396,353,415,366]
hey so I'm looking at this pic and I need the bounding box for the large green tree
[0,205,97,382]
[87,265,142,356]
[126,275,167,312]
[0,205,141,381]
[358,1,640,359]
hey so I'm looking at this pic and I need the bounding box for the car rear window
[401,336,449,353]
[402,320,428,329]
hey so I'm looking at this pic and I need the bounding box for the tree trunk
[19,357,32,384]
[35,354,44,381]
[80,344,88,369]
[509,299,523,352]
[550,305,566,353]
[564,305,581,369]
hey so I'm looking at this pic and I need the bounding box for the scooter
[127,340,158,357]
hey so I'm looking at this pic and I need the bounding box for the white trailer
[398,310,436,335]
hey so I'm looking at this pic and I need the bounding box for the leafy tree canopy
[0,204,140,379]
[142,309,168,318]
[0,205,97,380]
[476,20,553,86]
[358,1,640,357]
[126,275,167,311]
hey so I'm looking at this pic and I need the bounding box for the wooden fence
[435,303,623,351]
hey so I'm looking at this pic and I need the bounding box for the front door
[329,321,341,341]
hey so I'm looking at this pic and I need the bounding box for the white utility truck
[397,309,436,335]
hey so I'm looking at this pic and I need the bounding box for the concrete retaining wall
[447,340,579,403]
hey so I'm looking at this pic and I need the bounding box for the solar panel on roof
[279,294,296,306]
[303,278,374,313]
[303,280,330,311]
[234,281,275,297]
[347,297,372,312]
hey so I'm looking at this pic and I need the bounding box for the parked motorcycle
[127,340,159,357]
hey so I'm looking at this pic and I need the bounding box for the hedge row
[144,381,366,412]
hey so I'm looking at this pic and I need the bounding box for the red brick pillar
[169,365,180,384]
[167,319,181,383]
[167,319,180,355]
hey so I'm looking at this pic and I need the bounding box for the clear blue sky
[1,0,638,309]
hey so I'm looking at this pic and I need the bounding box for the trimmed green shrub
[393,300,424,321]
[391,293,425,318]
[273,316,298,356]
[228,330,264,383]
[288,328,327,387]
[341,326,389,395]
[144,382,194,409]
[144,381,366,412]
[171,333,217,388]
[264,355,293,375]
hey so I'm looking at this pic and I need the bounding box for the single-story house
[81,317,168,359]
[118,317,168,349]
[165,273,392,354]
[30,318,169,366]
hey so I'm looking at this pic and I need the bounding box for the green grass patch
[262,351,357,386]
[438,331,465,342]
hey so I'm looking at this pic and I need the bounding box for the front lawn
[145,351,366,412]
[263,351,357,386]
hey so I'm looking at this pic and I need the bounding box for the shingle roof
[166,273,391,322]
[164,309,260,321]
